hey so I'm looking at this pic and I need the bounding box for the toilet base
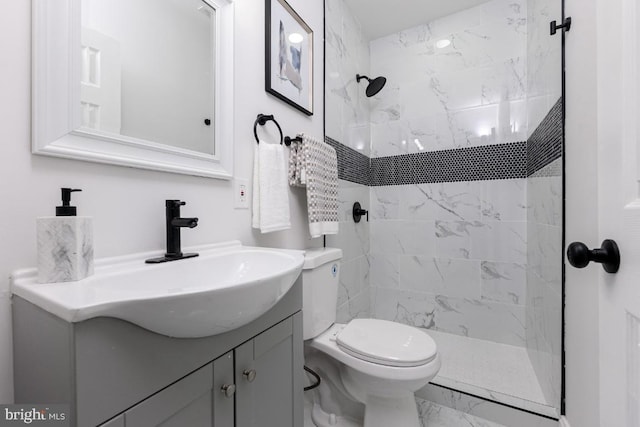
[340,364,424,427]
[363,394,420,427]
[311,402,362,427]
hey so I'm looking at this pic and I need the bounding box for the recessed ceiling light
[436,39,451,49]
[288,33,304,44]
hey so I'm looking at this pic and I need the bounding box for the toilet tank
[302,247,342,340]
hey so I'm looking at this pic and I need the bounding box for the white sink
[11,241,304,338]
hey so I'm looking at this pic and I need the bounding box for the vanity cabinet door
[234,313,303,427]
[212,351,235,427]
[123,363,214,427]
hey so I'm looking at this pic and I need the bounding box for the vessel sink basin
[11,241,304,338]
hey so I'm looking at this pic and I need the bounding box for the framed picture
[265,0,313,116]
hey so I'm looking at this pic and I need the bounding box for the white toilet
[302,248,441,427]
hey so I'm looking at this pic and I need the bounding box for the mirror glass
[80,0,215,155]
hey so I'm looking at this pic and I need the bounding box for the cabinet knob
[243,369,257,382]
[221,383,236,398]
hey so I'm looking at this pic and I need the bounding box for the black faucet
[146,200,199,264]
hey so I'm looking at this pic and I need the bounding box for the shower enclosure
[324,0,564,420]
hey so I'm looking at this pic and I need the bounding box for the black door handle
[567,239,620,273]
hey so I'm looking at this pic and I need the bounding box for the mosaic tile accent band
[370,142,527,186]
[326,95,562,186]
[526,98,563,177]
[325,136,371,186]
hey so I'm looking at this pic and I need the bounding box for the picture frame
[265,0,313,116]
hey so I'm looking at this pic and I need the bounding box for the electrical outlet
[234,179,249,209]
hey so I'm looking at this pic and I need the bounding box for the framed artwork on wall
[265,0,313,116]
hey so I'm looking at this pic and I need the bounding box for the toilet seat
[309,322,441,381]
[336,319,437,367]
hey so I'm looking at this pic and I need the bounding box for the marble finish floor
[303,397,505,427]
[427,330,557,418]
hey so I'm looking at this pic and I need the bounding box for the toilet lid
[336,319,437,367]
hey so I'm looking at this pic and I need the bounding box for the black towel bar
[284,135,303,145]
[254,114,289,146]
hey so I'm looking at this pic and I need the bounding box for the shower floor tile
[427,330,558,419]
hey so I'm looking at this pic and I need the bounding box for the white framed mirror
[32,0,234,179]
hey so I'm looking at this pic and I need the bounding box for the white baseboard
[559,416,571,427]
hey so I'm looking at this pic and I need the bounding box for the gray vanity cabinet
[13,279,304,427]
[97,317,302,427]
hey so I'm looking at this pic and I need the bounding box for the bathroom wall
[368,0,530,346]
[525,0,563,409]
[0,0,325,403]
[324,0,371,322]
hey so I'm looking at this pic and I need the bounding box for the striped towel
[288,135,339,237]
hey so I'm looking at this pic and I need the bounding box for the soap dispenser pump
[56,188,82,216]
[36,188,94,283]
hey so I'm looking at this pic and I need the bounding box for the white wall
[0,0,325,403]
[564,0,601,425]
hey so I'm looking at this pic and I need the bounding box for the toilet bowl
[302,248,441,427]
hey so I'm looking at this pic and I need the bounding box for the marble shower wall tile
[527,176,562,226]
[481,179,527,221]
[370,186,400,219]
[324,0,370,154]
[370,220,436,256]
[526,0,562,135]
[370,0,528,157]
[435,220,478,259]
[336,286,370,324]
[468,220,527,264]
[399,256,481,298]
[481,261,526,304]
[371,288,526,346]
[368,178,529,345]
[398,182,482,222]
[369,253,399,289]
[525,170,563,408]
[328,180,370,324]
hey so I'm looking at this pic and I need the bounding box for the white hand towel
[252,142,291,233]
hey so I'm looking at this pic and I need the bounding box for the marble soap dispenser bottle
[36,188,94,283]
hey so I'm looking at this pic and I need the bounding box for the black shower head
[356,74,387,97]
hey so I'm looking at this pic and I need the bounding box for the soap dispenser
[36,188,94,283]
